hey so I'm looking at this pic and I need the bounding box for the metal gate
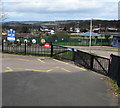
[52,45,75,61]
[74,50,110,75]
[52,45,110,76]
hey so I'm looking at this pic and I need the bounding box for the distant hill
[2,20,120,32]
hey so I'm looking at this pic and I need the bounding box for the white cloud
[3,0,105,13]
[2,0,119,2]
[2,0,119,21]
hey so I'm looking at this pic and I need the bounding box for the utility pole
[99,24,101,34]
[89,18,93,53]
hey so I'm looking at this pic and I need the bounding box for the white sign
[3,39,6,42]
[16,39,20,42]
[67,48,72,51]
[7,29,16,41]
[24,39,28,43]
[32,39,36,44]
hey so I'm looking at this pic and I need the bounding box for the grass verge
[109,78,120,94]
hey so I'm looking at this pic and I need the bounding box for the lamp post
[89,18,93,53]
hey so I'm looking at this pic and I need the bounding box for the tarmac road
[66,46,119,58]
[2,54,118,106]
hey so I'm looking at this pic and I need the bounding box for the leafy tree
[52,31,70,38]
[20,26,30,33]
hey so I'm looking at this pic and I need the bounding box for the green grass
[53,42,89,46]
[109,78,120,94]
[90,53,98,56]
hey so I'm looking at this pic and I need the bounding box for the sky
[1,0,120,21]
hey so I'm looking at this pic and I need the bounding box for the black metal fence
[75,50,110,75]
[108,54,120,87]
[52,45,110,76]
[2,41,51,57]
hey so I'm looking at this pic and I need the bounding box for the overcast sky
[1,0,120,21]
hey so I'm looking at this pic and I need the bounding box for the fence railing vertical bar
[90,55,94,70]
[2,40,4,52]
[24,41,27,55]
[72,49,76,61]
[51,43,53,57]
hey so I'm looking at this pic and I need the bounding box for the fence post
[107,54,112,76]
[90,55,94,70]
[72,49,76,61]
[2,40,4,52]
[51,42,53,57]
[117,61,120,87]
[25,41,27,55]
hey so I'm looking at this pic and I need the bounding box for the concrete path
[2,54,118,106]
[66,46,119,58]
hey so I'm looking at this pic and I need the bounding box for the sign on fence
[7,29,16,41]
[44,43,50,48]
[67,48,72,51]
[32,39,36,44]
[41,39,46,44]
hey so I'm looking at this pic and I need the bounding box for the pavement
[2,54,119,106]
[66,46,119,58]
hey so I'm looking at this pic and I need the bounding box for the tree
[52,31,70,38]
[0,2,9,22]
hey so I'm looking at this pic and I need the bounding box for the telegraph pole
[89,18,93,53]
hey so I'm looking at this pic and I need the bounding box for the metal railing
[2,41,51,57]
[52,45,110,76]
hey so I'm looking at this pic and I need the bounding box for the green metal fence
[3,38,112,46]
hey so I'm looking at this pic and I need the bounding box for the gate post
[90,55,94,70]
[2,40,4,52]
[117,61,120,87]
[51,42,53,57]
[25,41,27,55]
[72,48,76,61]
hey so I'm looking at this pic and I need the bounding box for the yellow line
[53,59,68,64]
[4,67,13,72]
[37,59,45,63]
[47,69,53,72]
[53,59,87,71]
[74,67,87,71]
[61,68,71,72]
[25,69,53,72]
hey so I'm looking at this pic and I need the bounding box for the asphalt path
[2,54,118,106]
[66,46,119,58]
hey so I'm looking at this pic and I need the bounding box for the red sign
[44,43,50,48]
